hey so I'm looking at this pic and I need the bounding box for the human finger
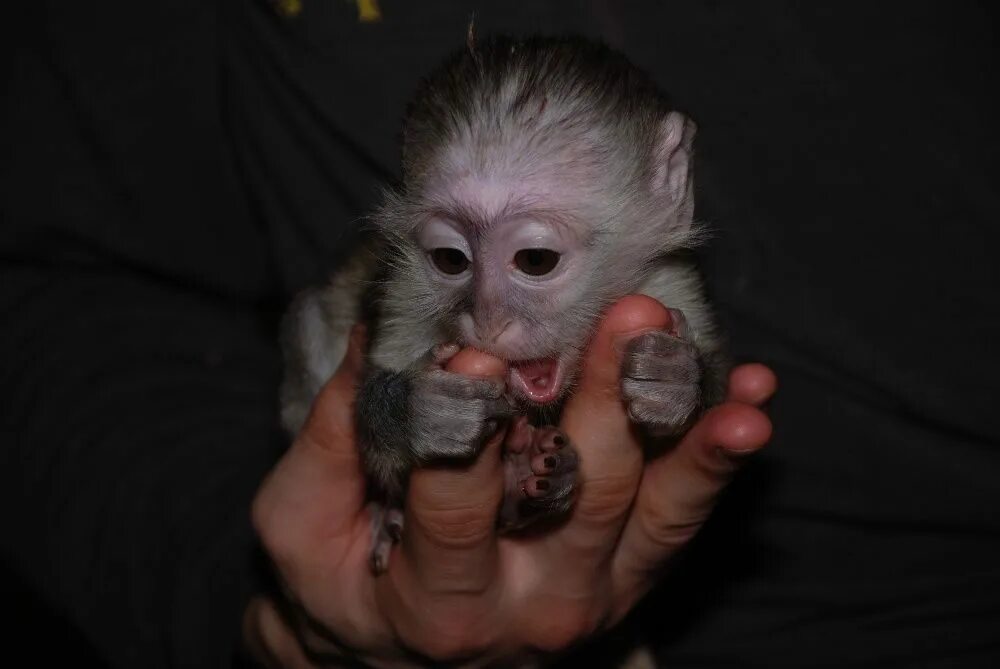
[611,399,772,612]
[555,296,671,557]
[251,326,375,621]
[244,596,316,669]
[392,349,508,598]
[727,362,778,407]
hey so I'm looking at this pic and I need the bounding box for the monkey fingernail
[536,479,550,491]
[544,456,557,468]
[431,343,461,365]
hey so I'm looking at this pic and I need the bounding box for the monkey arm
[355,367,418,496]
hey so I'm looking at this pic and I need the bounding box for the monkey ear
[652,111,697,208]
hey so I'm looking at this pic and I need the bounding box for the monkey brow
[423,197,579,235]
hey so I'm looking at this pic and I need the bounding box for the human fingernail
[715,446,757,467]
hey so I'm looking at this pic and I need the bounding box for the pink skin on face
[418,172,592,406]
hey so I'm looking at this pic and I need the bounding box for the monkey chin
[507,357,568,406]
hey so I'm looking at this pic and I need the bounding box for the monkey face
[385,85,697,406]
[409,204,603,406]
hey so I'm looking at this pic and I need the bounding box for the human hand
[245,295,775,667]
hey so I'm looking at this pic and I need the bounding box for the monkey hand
[406,343,514,460]
[358,342,514,482]
[246,297,775,668]
[357,342,515,572]
[620,305,703,436]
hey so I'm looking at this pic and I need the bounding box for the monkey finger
[610,401,772,616]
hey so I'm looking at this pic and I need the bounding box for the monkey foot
[498,415,578,531]
[368,502,404,575]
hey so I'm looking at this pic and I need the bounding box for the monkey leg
[620,308,703,437]
[498,415,579,530]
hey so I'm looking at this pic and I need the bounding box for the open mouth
[508,357,566,405]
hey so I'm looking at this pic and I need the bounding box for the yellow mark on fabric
[273,0,302,18]
[356,0,382,22]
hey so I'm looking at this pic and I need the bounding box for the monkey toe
[368,502,403,575]
[384,508,405,543]
[498,425,578,530]
[530,452,562,475]
[517,461,577,516]
[369,540,392,575]
[504,414,534,454]
[533,425,568,452]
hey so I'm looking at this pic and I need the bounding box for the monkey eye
[514,248,560,276]
[430,248,470,275]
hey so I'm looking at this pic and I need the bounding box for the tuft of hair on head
[399,36,690,184]
[465,17,482,70]
[393,34,701,269]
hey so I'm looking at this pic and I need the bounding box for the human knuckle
[399,612,491,661]
[410,504,496,548]
[693,447,737,480]
[574,474,638,524]
[638,501,705,553]
[411,630,480,662]
[530,608,597,652]
[251,492,289,559]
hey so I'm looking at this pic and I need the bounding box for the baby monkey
[281,35,727,573]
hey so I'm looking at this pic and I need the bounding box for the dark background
[2,1,998,667]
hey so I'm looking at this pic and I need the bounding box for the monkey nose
[484,320,527,352]
[480,319,513,343]
[471,317,514,345]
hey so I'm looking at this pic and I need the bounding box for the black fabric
[2,1,998,667]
